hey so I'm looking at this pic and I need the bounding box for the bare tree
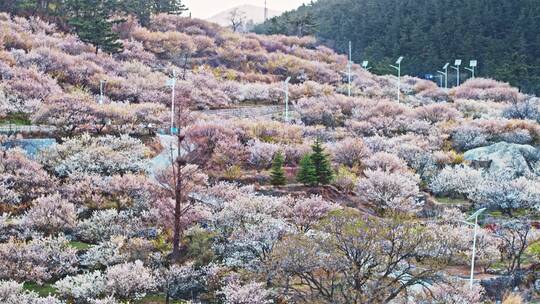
[270,209,453,303]
[228,8,246,32]
[155,79,206,262]
[495,218,537,274]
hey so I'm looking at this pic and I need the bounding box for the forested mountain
[254,0,540,95]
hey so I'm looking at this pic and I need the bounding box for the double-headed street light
[462,208,487,289]
[347,41,353,97]
[284,76,292,123]
[390,56,404,103]
[451,59,462,87]
[465,60,478,79]
[99,80,107,105]
[166,71,177,135]
[437,63,449,89]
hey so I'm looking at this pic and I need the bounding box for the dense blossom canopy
[0,9,538,304]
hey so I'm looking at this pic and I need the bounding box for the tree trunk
[170,133,185,261]
[171,163,183,260]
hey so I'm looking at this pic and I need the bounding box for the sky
[183,0,311,19]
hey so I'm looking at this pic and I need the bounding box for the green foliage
[153,0,187,15]
[68,241,93,250]
[333,165,358,191]
[297,139,334,187]
[310,138,333,185]
[65,0,124,54]
[223,165,243,180]
[0,0,188,52]
[270,151,286,186]
[121,0,155,26]
[184,227,217,267]
[23,282,58,297]
[0,113,31,126]
[297,154,317,186]
[254,0,540,95]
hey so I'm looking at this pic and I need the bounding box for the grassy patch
[69,241,93,250]
[434,196,469,206]
[23,282,57,297]
[486,208,537,219]
[136,294,186,304]
[0,113,31,126]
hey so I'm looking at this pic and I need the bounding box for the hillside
[254,0,540,95]
[207,4,281,28]
[0,7,540,304]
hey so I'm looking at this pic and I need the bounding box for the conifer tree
[65,0,123,54]
[270,152,286,186]
[310,138,333,185]
[297,154,317,186]
[153,0,187,15]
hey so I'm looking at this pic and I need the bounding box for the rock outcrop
[464,142,539,176]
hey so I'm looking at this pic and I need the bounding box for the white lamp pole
[451,59,462,87]
[437,63,449,89]
[462,208,487,289]
[99,80,106,105]
[166,71,177,134]
[465,60,477,79]
[284,76,292,123]
[390,56,403,103]
[348,41,352,97]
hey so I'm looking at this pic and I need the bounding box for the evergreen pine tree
[65,0,123,54]
[153,0,187,15]
[122,0,154,26]
[270,152,286,186]
[297,154,317,186]
[310,138,333,185]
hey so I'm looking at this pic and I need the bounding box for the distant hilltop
[207,4,281,29]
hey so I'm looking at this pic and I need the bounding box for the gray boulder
[464,142,539,176]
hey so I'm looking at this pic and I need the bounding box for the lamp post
[390,56,403,103]
[284,76,291,123]
[451,59,462,87]
[437,63,449,89]
[99,80,106,105]
[362,60,371,71]
[465,60,477,79]
[166,71,177,134]
[462,208,487,289]
[348,41,352,97]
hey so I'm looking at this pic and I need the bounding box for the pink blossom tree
[221,278,272,304]
[356,169,421,214]
[23,194,77,235]
[0,148,56,208]
[281,195,339,232]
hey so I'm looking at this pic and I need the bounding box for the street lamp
[465,60,477,79]
[347,41,352,97]
[99,80,106,105]
[462,208,487,289]
[390,56,403,103]
[166,71,177,134]
[284,76,292,123]
[362,60,372,71]
[451,59,462,87]
[437,63,449,89]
